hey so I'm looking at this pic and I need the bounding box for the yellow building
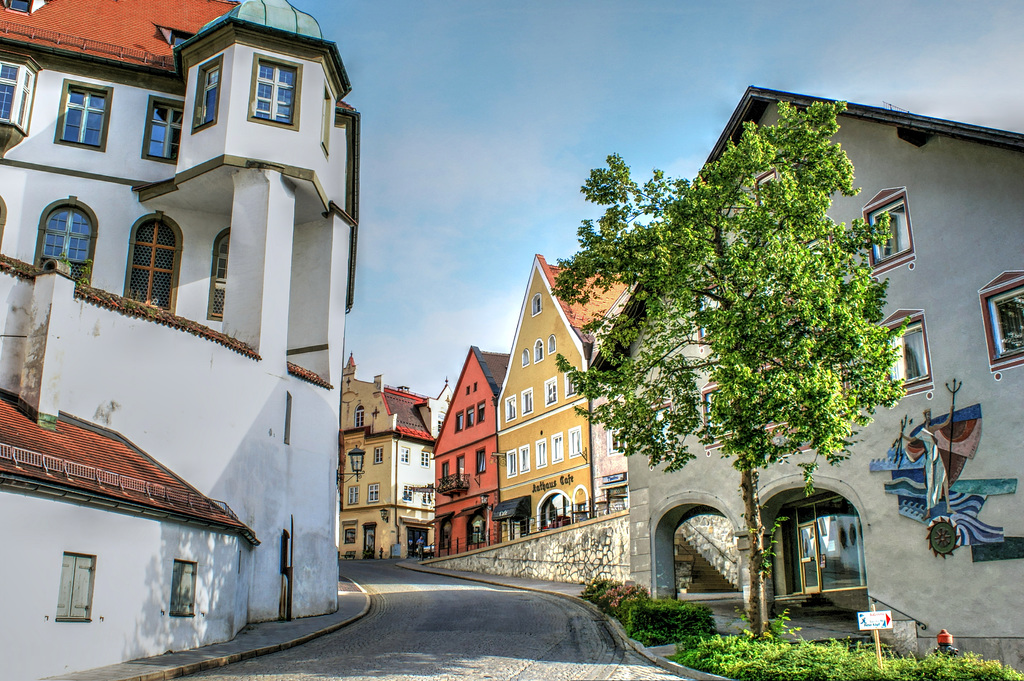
[494,255,626,538]
[339,357,450,559]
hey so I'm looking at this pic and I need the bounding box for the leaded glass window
[128,220,178,310]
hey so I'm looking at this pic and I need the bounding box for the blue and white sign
[857,610,893,630]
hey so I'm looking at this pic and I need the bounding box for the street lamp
[339,446,365,483]
[380,507,389,522]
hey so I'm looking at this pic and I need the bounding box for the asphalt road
[187,560,685,681]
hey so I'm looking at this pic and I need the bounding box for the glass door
[798,520,821,594]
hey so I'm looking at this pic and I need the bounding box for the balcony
[436,473,470,496]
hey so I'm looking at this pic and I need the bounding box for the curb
[87,586,372,681]
[397,561,731,681]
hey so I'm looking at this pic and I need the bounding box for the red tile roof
[381,388,432,441]
[0,0,237,70]
[537,254,628,333]
[0,392,258,544]
[287,362,333,390]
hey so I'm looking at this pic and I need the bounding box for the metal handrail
[436,473,470,494]
[682,523,737,567]
[869,595,929,631]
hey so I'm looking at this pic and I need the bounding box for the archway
[538,490,571,530]
[673,505,739,594]
[651,496,740,599]
[764,488,867,610]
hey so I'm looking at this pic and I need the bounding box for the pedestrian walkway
[45,579,370,681]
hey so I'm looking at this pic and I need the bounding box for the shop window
[343,527,356,544]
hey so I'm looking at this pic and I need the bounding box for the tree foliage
[555,101,903,482]
[554,101,905,635]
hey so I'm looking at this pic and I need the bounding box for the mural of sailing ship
[869,382,1022,562]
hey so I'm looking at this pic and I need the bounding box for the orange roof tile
[381,388,432,441]
[0,392,257,544]
[537,254,628,333]
[0,0,237,70]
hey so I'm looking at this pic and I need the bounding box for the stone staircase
[674,535,737,593]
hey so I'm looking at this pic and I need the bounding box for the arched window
[208,229,229,319]
[548,334,556,354]
[540,493,571,529]
[534,339,544,362]
[531,293,542,316]
[354,405,364,428]
[521,349,530,367]
[125,215,181,311]
[37,201,98,281]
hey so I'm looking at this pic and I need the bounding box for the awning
[456,503,487,518]
[433,512,454,525]
[492,496,531,521]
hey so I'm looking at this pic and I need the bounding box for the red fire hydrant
[935,629,959,656]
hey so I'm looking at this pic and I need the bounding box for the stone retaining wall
[424,512,630,584]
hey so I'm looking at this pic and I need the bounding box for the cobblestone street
[187,561,686,681]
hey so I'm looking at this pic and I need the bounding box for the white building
[0,0,360,678]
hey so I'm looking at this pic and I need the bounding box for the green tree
[554,101,904,637]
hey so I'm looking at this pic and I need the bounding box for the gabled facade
[627,87,1024,666]
[433,346,509,555]
[495,255,625,539]
[0,1,359,677]
[339,358,449,559]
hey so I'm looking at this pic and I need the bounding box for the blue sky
[300,1,1024,394]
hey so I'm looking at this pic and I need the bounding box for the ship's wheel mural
[869,380,1022,562]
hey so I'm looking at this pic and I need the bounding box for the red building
[433,347,509,556]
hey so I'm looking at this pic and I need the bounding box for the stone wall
[424,512,630,584]
[678,515,740,587]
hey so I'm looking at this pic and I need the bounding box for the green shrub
[592,583,650,617]
[581,577,620,603]
[671,636,1024,681]
[622,599,717,646]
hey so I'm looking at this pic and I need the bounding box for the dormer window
[6,0,30,12]
[157,27,193,47]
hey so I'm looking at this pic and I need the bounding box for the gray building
[627,87,1024,666]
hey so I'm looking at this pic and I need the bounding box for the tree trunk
[741,468,768,636]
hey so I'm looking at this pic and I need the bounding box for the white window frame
[400,447,410,465]
[522,349,530,367]
[354,405,364,428]
[251,58,298,125]
[522,388,534,415]
[519,445,530,474]
[534,339,544,362]
[870,200,911,263]
[548,334,556,354]
[989,286,1024,360]
[0,60,34,130]
[505,395,517,422]
[565,373,577,398]
[368,483,380,503]
[536,438,548,468]
[348,486,359,505]
[607,430,623,455]
[421,451,430,468]
[402,485,413,502]
[893,320,929,384]
[373,447,384,464]
[551,432,564,463]
[544,377,557,406]
[506,450,517,476]
[532,293,542,316]
[56,552,95,622]
[569,426,583,458]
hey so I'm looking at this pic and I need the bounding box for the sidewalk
[45,579,370,681]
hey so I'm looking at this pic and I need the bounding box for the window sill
[871,249,915,275]
[55,617,92,623]
[54,138,105,153]
[169,612,195,618]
